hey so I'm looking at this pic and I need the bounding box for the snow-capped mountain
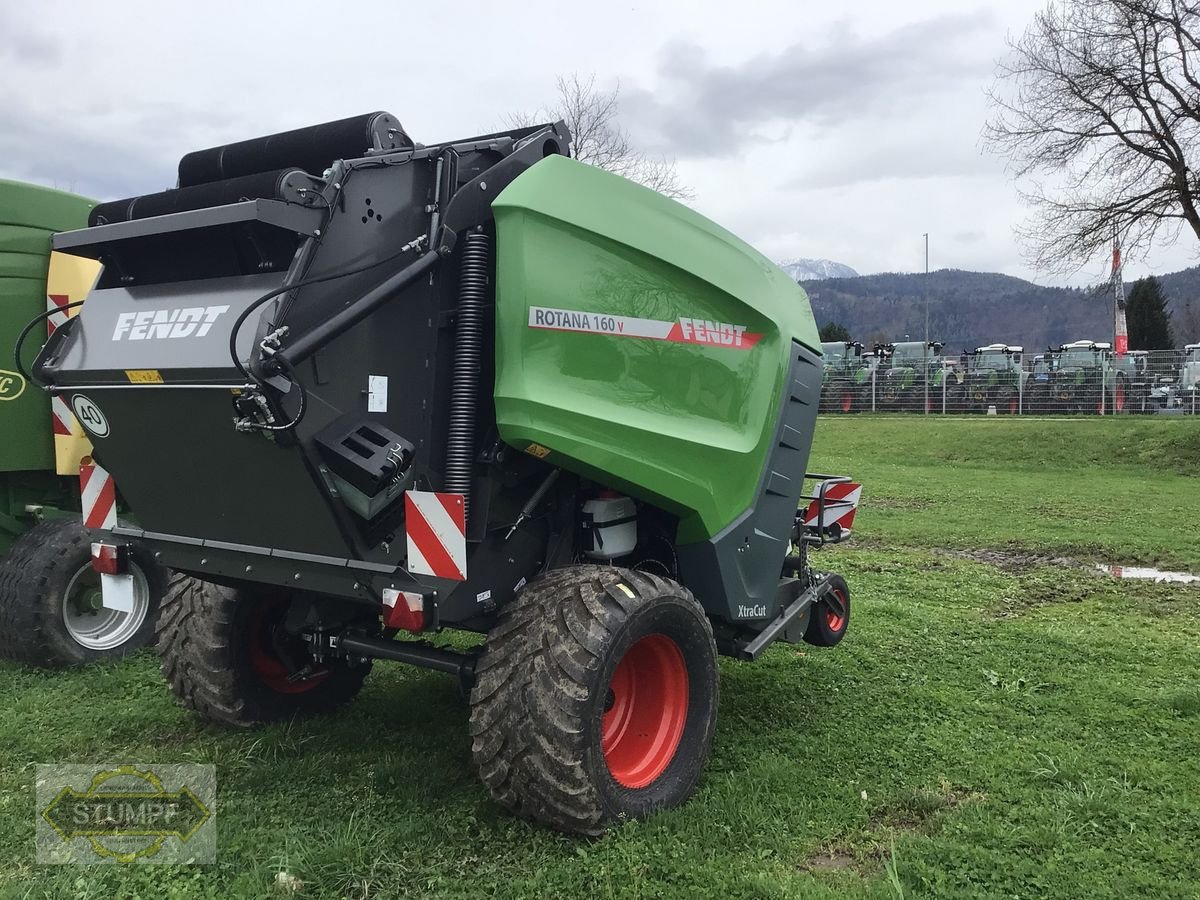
[778,258,860,281]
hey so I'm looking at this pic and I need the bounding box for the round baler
[27,114,858,833]
[0,179,165,667]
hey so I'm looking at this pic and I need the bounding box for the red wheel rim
[1009,399,1018,414]
[1116,383,1126,411]
[248,599,329,694]
[840,389,852,413]
[825,589,848,632]
[601,634,689,789]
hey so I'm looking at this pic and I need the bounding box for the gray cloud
[0,95,266,201]
[0,8,60,65]
[787,139,994,191]
[0,101,179,200]
[623,12,998,158]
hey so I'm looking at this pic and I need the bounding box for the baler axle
[332,633,478,690]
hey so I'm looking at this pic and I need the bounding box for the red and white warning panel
[802,481,862,538]
[404,491,467,581]
[80,460,117,531]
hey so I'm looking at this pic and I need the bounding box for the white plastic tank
[582,492,637,560]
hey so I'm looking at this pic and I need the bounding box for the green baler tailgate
[492,156,819,541]
[0,180,94,473]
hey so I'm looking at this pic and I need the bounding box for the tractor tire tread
[468,565,714,836]
[0,519,165,668]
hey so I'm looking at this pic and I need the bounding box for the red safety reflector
[90,542,129,576]
[802,481,863,537]
[382,588,427,633]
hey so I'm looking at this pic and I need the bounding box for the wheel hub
[247,599,330,694]
[62,563,151,651]
[601,634,689,789]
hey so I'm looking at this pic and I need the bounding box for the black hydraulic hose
[272,248,441,369]
[13,299,86,385]
[444,231,489,522]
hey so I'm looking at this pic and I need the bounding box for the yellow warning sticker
[524,443,552,459]
[125,369,164,384]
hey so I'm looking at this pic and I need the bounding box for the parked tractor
[1114,350,1155,413]
[818,340,865,413]
[25,114,860,834]
[948,343,1026,414]
[874,340,946,412]
[0,179,166,667]
[1040,340,1126,413]
[1153,343,1200,412]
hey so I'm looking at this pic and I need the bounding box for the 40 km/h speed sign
[69,395,109,439]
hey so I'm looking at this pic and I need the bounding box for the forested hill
[802,269,1110,351]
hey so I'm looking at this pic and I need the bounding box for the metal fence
[817,347,1199,415]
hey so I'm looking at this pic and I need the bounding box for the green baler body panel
[492,156,819,541]
[0,180,94,475]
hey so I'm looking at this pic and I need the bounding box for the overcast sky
[3,0,1196,286]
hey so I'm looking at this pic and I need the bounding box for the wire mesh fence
[817,345,1200,415]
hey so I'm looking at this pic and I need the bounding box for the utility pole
[923,233,930,415]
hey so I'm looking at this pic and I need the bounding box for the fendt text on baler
[26,113,860,834]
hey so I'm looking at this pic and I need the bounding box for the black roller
[89,168,310,226]
[177,112,410,187]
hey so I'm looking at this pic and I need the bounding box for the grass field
[2,417,1198,899]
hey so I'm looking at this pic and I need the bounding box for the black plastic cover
[314,417,414,497]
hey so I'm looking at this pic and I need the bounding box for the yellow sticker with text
[125,369,164,384]
[524,443,552,459]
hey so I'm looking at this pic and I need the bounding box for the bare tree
[986,0,1200,272]
[510,74,693,201]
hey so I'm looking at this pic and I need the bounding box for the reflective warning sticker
[80,460,117,530]
[125,369,164,384]
[528,307,763,350]
[405,491,467,581]
[802,481,862,536]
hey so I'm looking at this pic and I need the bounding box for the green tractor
[0,179,166,667]
[952,343,1027,414]
[26,114,860,834]
[874,340,947,412]
[818,340,866,412]
[1043,340,1127,414]
[1023,349,1058,413]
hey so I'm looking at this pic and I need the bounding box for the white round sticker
[70,394,110,438]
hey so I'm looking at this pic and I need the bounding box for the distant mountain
[1157,266,1200,342]
[798,268,1105,351]
[786,262,1200,350]
[779,258,859,281]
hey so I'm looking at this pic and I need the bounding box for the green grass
[2,417,1199,899]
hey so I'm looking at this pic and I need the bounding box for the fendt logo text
[112,305,230,341]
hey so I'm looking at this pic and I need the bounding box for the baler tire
[468,565,719,835]
[0,518,166,668]
[804,575,851,648]
[155,574,371,728]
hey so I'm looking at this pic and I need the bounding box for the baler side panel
[493,157,819,541]
[676,341,821,622]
